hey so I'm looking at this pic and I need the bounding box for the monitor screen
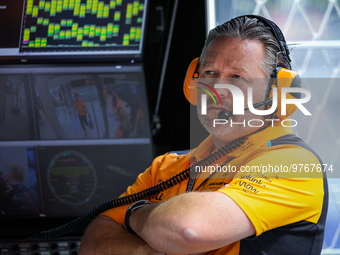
[0,0,148,63]
[0,63,154,239]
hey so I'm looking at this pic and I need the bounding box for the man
[74,93,90,136]
[79,15,328,255]
[0,163,39,214]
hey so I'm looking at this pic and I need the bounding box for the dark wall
[143,0,208,155]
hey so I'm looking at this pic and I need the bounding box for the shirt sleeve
[100,153,182,225]
[217,146,325,236]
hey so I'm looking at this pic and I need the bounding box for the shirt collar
[190,123,293,164]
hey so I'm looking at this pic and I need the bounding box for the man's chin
[198,116,244,139]
[201,120,233,136]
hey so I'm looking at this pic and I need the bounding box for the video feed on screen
[0,64,151,142]
[33,70,149,140]
[0,146,40,216]
[0,74,32,141]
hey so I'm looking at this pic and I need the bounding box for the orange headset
[183,15,302,120]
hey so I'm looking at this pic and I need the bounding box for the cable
[30,136,248,241]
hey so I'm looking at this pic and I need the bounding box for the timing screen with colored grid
[21,0,145,52]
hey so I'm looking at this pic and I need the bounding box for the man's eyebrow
[201,62,250,74]
[200,61,248,72]
[232,66,250,74]
[200,62,214,68]
[200,61,254,75]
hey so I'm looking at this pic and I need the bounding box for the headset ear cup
[275,68,302,119]
[183,58,200,105]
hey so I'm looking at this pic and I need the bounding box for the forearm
[79,215,162,255]
[129,192,254,254]
[130,196,209,254]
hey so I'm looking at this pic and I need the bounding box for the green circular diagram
[47,150,97,206]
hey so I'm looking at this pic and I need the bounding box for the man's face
[197,37,268,144]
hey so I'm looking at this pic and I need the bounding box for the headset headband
[183,15,301,119]
[233,15,292,67]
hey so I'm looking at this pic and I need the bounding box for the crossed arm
[79,191,255,254]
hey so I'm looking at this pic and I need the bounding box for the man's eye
[205,70,215,75]
[232,74,243,79]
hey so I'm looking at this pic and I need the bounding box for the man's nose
[214,79,230,99]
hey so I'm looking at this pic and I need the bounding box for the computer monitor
[0,0,148,63]
[0,63,154,239]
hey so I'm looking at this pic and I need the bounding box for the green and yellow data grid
[69,0,75,9]
[72,23,78,36]
[37,17,44,25]
[41,38,47,46]
[136,27,141,41]
[123,34,129,45]
[91,0,98,14]
[133,1,139,15]
[114,11,121,21]
[39,0,45,9]
[113,25,119,36]
[23,29,31,42]
[26,0,34,14]
[45,2,51,11]
[34,38,41,47]
[110,0,116,8]
[89,25,96,37]
[77,28,83,41]
[100,27,107,41]
[48,24,55,36]
[32,6,39,17]
[84,25,90,36]
[62,0,69,10]
[80,5,86,17]
[130,27,136,40]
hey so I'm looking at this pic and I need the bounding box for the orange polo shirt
[102,124,328,255]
